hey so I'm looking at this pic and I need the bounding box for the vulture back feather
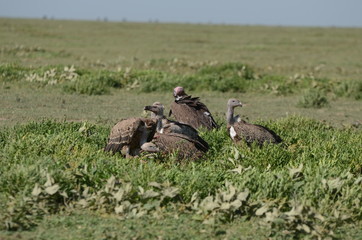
[151,132,208,160]
[230,120,282,146]
[169,87,218,130]
[161,118,209,151]
[104,117,156,157]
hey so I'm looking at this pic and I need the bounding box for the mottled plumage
[226,99,282,146]
[104,117,156,157]
[169,86,218,130]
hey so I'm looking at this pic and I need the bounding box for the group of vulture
[104,86,282,160]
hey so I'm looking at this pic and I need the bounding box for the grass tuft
[297,88,329,108]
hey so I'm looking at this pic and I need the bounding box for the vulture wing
[169,96,218,130]
[152,132,207,160]
[253,124,283,144]
[161,118,209,151]
[104,118,156,155]
[231,121,282,146]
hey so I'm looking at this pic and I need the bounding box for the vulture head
[144,102,164,119]
[227,98,243,125]
[140,142,160,153]
[227,98,243,109]
[173,86,187,99]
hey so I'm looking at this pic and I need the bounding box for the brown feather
[228,120,282,146]
[104,118,156,156]
[160,118,209,151]
[169,95,218,130]
[152,132,207,160]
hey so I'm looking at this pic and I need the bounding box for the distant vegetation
[1,63,361,108]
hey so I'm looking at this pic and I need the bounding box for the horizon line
[1,16,362,29]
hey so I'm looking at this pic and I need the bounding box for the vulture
[144,102,209,151]
[143,102,209,160]
[104,105,163,157]
[169,86,218,130]
[226,98,282,146]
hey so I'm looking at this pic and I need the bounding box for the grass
[0,118,361,239]
[0,62,361,130]
[1,18,362,80]
[0,211,268,240]
[0,17,362,239]
[297,88,329,108]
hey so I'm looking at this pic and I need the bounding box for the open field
[1,18,362,80]
[1,85,362,129]
[0,18,362,239]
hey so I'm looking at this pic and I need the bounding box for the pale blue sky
[0,0,361,27]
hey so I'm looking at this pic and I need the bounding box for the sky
[0,0,361,27]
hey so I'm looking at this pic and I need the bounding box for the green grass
[297,88,329,108]
[0,118,361,239]
[0,17,362,239]
[0,63,361,131]
[0,211,269,240]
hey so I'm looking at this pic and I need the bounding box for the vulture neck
[155,115,164,133]
[226,106,237,125]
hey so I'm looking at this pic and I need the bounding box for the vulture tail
[196,136,209,152]
[104,142,124,154]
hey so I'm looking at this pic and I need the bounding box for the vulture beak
[144,105,154,111]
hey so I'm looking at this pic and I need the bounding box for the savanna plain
[0,18,361,239]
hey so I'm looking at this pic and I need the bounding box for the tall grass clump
[195,62,254,92]
[297,88,329,108]
[0,116,361,238]
[333,80,362,100]
[62,75,111,95]
[0,64,27,82]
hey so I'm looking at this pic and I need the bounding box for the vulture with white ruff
[226,98,282,146]
[169,86,218,130]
